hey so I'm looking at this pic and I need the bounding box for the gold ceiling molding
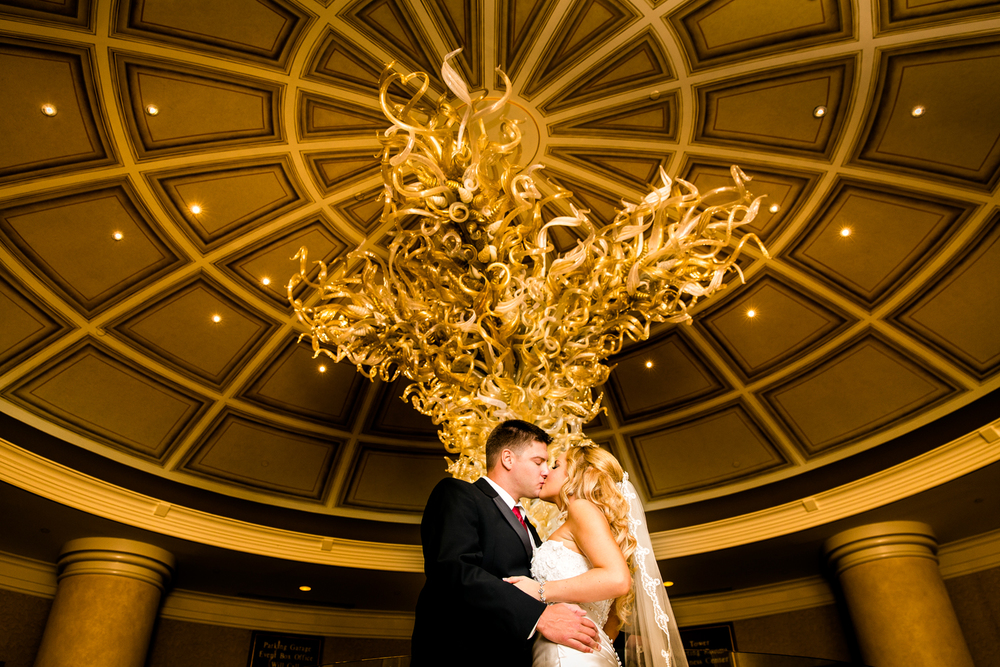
[2,418,998,573]
[0,264,72,377]
[495,0,559,85]
[545,146,672,192]
[0,438,425,572]
[0,0,95,30]
[302,27,385,94]
[876,0,1000,36]
[422,0,484,89]
[648,420,1000,558]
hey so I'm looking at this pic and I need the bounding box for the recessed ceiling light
[813,106,827,118]
[664,581,674,588]
[645,360,653,368]
[145,105,159,116]
[299,585,312,592]
[40,104,57,117]
[769,204,780,214]
[840,227,852,237]
[318,365,327,373]
[261,277,271,286]
[911,105,925,117]
[189,204,202,214]
[212,314,222,323]
[112,232,123,241]
[746,309,757,318]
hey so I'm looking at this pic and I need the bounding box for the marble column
[34,537,175,667]
[824,521,973,667]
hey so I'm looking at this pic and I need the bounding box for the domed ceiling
[1,0,1000,613]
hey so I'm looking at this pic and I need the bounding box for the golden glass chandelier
[290,51,767,481]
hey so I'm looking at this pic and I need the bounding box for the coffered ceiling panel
[112,52,284,159]
[339,0,443,89]
[332,185,386,234]
[0,38,115,184]
[422,0,484,89]
[785,178,977,309]
[366,377,439,440]
[543,169,632,227]
[0,265,72,376]
[297,91,387,141]
[521,0,641,100]
[627,401,787,499]
[181,408,340,500]
[539,28,674,115]
[302,28,384,94]
[548,94,679,141]
[850,36,1000,191]
[761,332,961,455]
[495,0,558,84]
[238,338,368,429]
[667,0,854,73]
[219,214,351,309]
[0,179,186,317]
[3,338,209,461]
[0,0,94,29]
[679,157,823,243]
[303,149,382,197]
[892,212,1000,381]
[876,0,1000,35]
[607,331,730,425]
[111,0,313,71]
[342,443,451,512]
[108,273,279,389]
[694,56,856,160]
[696,272,854,382]
[145,156,308,252]
[545,146,672,192]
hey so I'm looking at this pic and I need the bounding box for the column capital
[824,521,938,577]
[57,538,175,592]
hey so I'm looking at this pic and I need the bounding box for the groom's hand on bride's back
[536,603,599,653]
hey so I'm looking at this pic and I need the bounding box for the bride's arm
[514,498,630,604]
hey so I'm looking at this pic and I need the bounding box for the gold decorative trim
[0,438,424,572]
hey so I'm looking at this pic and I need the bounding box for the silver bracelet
[539,582,546,604]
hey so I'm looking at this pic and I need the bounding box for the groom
[410,420,598,667]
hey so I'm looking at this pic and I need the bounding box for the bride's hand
[503,575,540,599]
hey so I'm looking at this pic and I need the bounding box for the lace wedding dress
[531,540,621,667]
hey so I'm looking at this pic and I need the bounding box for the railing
[325,652,868,666]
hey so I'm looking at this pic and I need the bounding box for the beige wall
[946,565,1000,667]
[0,589,51,667]
[731,604,854,662]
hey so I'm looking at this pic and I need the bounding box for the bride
[506,444,688,667]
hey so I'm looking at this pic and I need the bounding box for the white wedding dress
[531,540,621,667]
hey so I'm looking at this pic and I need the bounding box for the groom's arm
[422,479,546,639]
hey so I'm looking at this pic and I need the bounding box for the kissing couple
[411,420,687,667]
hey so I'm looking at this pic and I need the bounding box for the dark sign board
[681,623,736,667]
[247,631,323,667]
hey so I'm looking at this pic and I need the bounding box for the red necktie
[512,506,528,530]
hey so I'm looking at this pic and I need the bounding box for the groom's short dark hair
[485,420,552,471]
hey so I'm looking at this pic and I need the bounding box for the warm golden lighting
[664,581,674,588]
[813,106,827,118]
[112,232,123,241]
[40,104,57,116]
[769,204,780,214]
[645,361,653,369]
[911,105,925,117]
[299,586,312,592]
[145,104,159,116]
[746,309,757,318]
[261,277,271,286]
[189,204,202,214]
[318,365,327,373]
[211,314,221,323]
[291,53,768,480]
[840,227,852,237]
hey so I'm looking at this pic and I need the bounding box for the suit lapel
[475,478,533,558]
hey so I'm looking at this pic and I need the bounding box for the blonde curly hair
[556,444,637,626]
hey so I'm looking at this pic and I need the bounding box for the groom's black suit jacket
[411,476,547,667]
